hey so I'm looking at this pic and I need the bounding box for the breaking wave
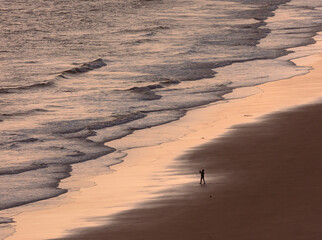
[62,58,107,75]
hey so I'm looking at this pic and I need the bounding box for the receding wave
[89,109,188,144]
[54,112,147,136]
[0,81,54,94]
[1,109,48,118]
[0,163,48,176]
[131,38,156,45]
[0,217,14,224]
[15,138,38,143]
[0,188,68,211]
[87,112,147,131]
[62,58,107,75]
[118,25,170,34]
[128,86,162,100]
[160,79,181,85]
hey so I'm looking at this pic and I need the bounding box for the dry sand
[55,58,322,239]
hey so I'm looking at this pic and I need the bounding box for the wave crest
[62,58,107,75]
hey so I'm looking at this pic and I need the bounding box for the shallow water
[0,0,322,237]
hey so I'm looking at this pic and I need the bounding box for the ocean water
[0,0,322,235]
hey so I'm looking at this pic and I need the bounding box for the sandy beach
[44,55,322,239]
[54,53,322,240]
[62,104,322,240]
[5,53,322,240]
[50,55,322,239]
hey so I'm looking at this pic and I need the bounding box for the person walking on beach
[199,169,205,184]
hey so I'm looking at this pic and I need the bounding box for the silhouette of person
[199,169,205,184]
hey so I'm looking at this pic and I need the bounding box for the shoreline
[5,53,322,239]
[59,55,322,239]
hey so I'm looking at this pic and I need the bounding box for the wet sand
[56,60,322,239]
